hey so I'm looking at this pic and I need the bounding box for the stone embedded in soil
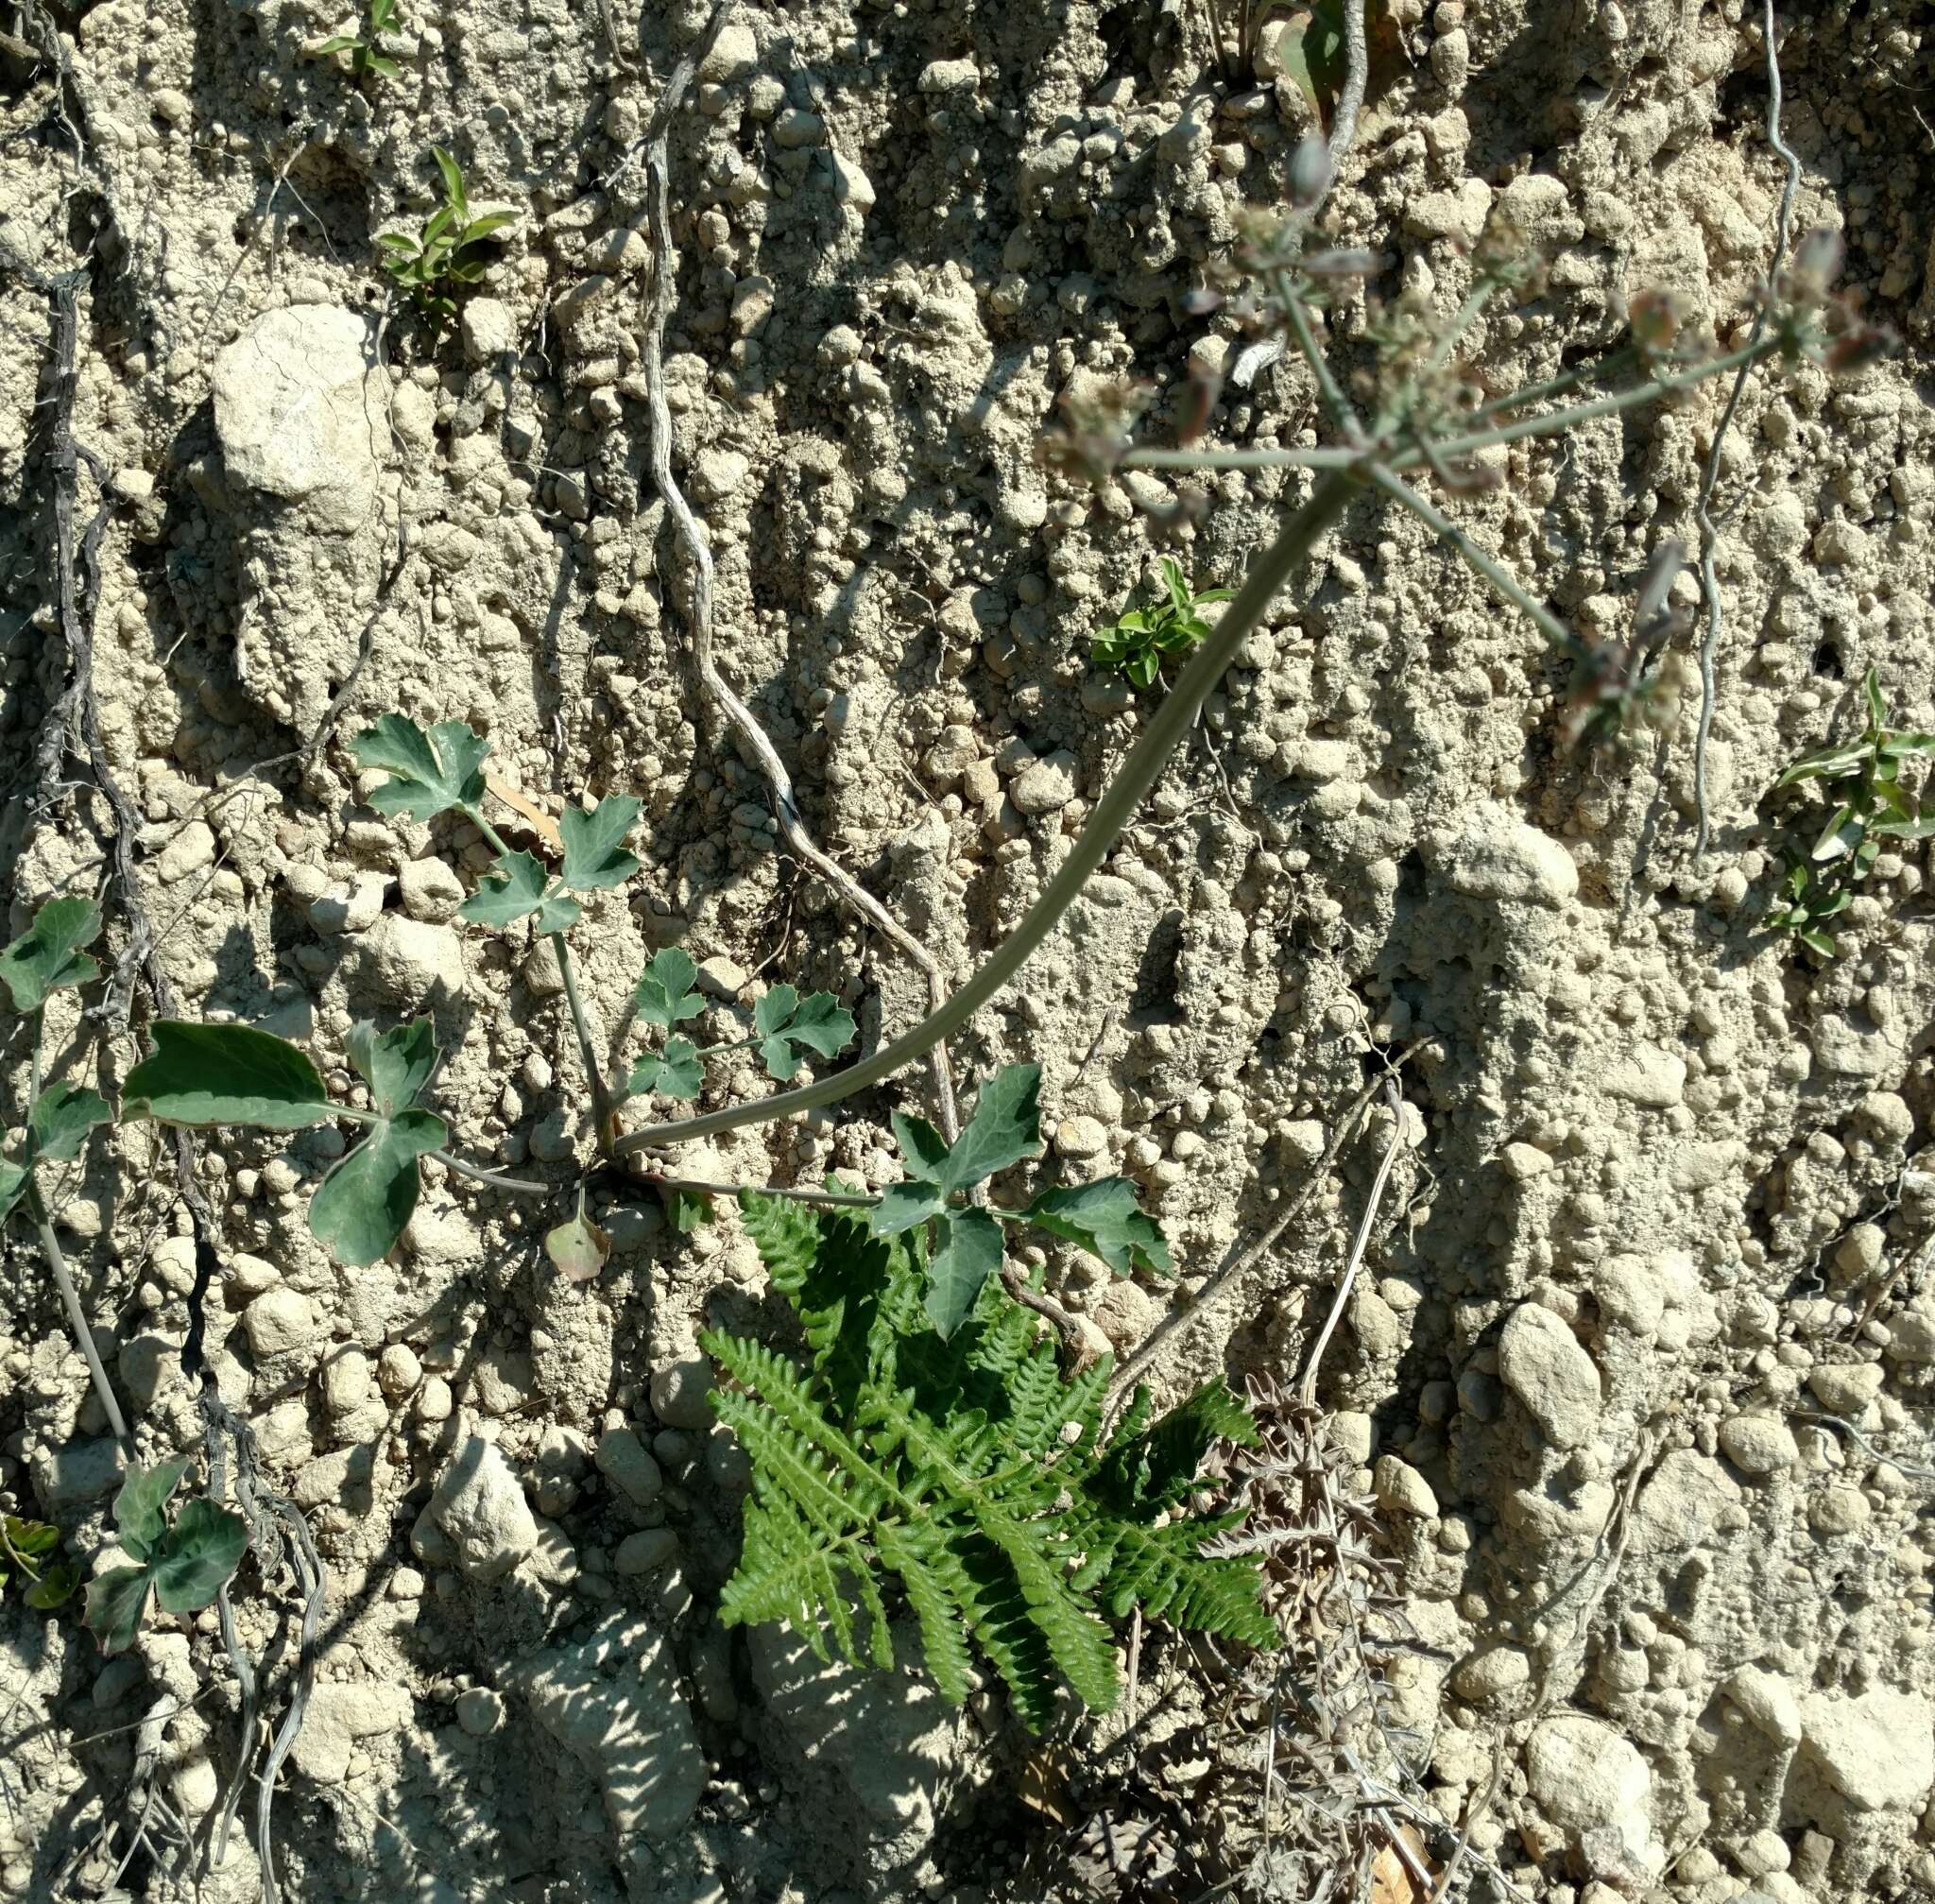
[1428,801,1577,908]
[399,856,466,924]
[613,1529,679,1576]
[1806,1361,1884,1415]
[1721,1666,1804,1745]
[291,1681,410,1784]
[514,1614,707,1844]
[650,1356,717,1431]
[1796,1686,1935,1813]
[1452,1645,1532,1702]
[306,872,387,935]
[30,1436,123,1512]
[1719,1413,1799,1477]
[428,1433,539,1582]
[211,306,383,529]
[1497,1302,1602,1449]
[343,914,466,1018]
[1008,749,1078,815]
[595,1426,664,1508]
[1373,1454,1438,1518]
[243,1286,317,1359]
[1525,1713,1656,1864]
[1628,1449,1742,1556]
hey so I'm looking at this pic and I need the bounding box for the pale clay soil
[3,2,1935,1902]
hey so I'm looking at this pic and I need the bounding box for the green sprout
[315,0,404,83]
[1765,668,1935,957]
[2,1514,79,1611]
[84,1459,248,1655]
[378,147,518,336]
[1092,557,1235,689]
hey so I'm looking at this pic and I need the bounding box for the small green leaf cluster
[2,1514,79,1610]
[315,0,403,82]
[702,1194,1276,1731]
[0,899,112,1222]
[871,1063,1171,1337]
[1766,668,1935,957]
[84,1460,248,1656]
[124,1017,446,1267]
[1091,557,1234,689]
[624,948,857,1107]
[377,147,517,334]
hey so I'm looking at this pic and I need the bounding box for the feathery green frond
[702,1205,1274,1730]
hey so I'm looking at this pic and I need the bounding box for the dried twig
[634,3,961,1141]
[1692,0,1800,852]
[1108,1041,1423,1409]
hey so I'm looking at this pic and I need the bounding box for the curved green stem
[26,1175,131,1451]
[614,468,1359,1155]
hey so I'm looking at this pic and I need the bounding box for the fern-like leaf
[705,1206,1273,1732]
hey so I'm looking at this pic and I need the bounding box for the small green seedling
[2,1514,79,1610]
[703,1194,1276,1731]
[84,1459,248,1655]
[1766,668,1935,956]
[316,0,403,82]
[870,1062,1171,1336]
[378,147,518,334]
[1092,557,1235,689]
[625,948,857,1104]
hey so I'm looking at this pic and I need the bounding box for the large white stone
[213,307,383,527]
[1498,1303,1602,1449]
[429,1433,538,1582]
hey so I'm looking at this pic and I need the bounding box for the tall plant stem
[26,1175,130,1450]
[551,934,617,1150]
[616,469,1358,1156]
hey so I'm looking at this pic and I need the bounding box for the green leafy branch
[377,146,518,335]
[1765,668,1935,956]
[83,1459,248,1656]
[1091,557,1234,690]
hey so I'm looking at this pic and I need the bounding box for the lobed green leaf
[559,796,642,890]
[1019,1177,1172,1278]
[346,1017,437,1118]
[307,1106,445,1266]
[924,1208,1005,1339]
[351,713,489,820]
[28,1082,111,1165]
[634,948,703,1030]
[151,1497,248,1613]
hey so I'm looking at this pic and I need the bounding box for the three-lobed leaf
[123,1022,331,1130]
[0,897,102,1012]
[559,796,642,890]
[634,948,703,1031]
[459,849,581,931]
[627,1037,703,1102]
[85,1465,248,1654]
[351,713,489,821]
[755,985,858,1083]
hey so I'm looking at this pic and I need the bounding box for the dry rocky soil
[5,1,1935,1901]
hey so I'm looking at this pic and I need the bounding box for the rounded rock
[1719,1413,1799,1478]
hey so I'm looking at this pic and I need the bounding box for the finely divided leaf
[351,714,489,820]
[628,1037,703,1102]
[28,1083,112,1165]
[460,849,579,930]
[345,1018,437,1118]
[1020,1178,1172,1278]
[0,897,102,1012]
[559,796,642,890]
[941,1065,1042,1194]
[924,1208,1005,1339]
[635,948,704,1030]
[123,1022,332,1130]
[150,1497,248,1613]
[308,1106,446,1266]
